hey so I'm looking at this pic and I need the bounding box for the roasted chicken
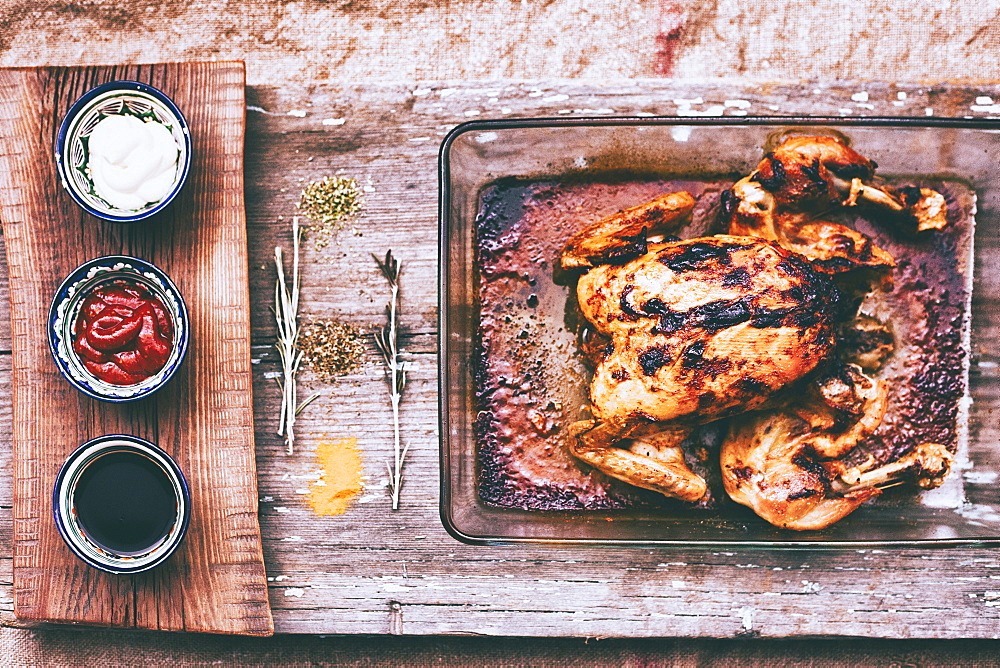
[575,236,838,425]
[561,199,840,503]
[720,362,950,530]
[559,134,954,529]
[714,135,953,529]
[720,134,946,275]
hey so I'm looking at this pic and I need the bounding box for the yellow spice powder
[308,437,363,516]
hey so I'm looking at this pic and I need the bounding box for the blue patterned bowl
[55,81,191,222]
[53,434,191,574]
[48,256,189,402]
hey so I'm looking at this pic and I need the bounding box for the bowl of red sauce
[48,256,189,402]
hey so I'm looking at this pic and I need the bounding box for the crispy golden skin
[559,136,951,520]
[722,134,946,275]
[578,236,837,426]
[721,364,951,530]
[568,421,707,502]
[561,191,696,270]
[565,234,838,502]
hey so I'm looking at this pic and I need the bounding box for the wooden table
[3,79,1000,639]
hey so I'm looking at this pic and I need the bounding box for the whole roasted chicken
[560,134,953,529]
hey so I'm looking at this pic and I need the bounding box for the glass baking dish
[438,116,1000,547]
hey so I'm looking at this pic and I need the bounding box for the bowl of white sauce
[56,81,191,222]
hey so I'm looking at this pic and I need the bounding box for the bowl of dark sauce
[53,435,190,573]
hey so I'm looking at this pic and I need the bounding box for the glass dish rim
[438,115,1000,549]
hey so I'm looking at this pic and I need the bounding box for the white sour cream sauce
[87,114,180,211]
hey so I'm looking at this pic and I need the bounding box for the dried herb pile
[297,176,363,249]
[299,319,366,381]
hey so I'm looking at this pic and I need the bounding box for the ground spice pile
[297,176,363,249]
[299,319,365,380]
[308,437,363,516]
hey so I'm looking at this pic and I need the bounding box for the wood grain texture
[238,81,1000,638]
[5,79,1000,639]
[1,1,999,85]
[0,63,273,635]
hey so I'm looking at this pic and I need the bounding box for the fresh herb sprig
[274,216,317,454]
[373,250,409,509]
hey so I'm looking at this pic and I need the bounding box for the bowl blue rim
[55,80,192,223]
[52,434,191,574]
[47,255,190,403]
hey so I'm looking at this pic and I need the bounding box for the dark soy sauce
[73,451,177,555]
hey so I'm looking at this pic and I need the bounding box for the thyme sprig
[373,250,409,509]
[274,216,317,454]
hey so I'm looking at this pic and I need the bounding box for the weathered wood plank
[6,80,1000,638]
[239,81,1000,638]
[2,1,1000,87]
[0,63,272,635]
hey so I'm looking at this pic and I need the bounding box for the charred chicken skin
[721,134,946,275]
[715,134,953,529]
[577,236,836,426]
[559,134,953,528]
[561,194,841,503]
[721,362,951,530]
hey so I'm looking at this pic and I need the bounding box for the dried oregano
[297,176,363,249]
[299,319,366,381]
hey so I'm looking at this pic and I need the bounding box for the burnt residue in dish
[849,181,973,465]
[473,175,973,511]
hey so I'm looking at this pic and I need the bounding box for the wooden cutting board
[0,62,273,635]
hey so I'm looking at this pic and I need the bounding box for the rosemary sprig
[274,216,316,454]
[373,250,409,509]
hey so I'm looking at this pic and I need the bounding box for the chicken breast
[577,235,839,427]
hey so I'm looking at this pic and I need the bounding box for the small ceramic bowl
[53,434,190,574]
[55,80,192,222]
[48,256,189,402]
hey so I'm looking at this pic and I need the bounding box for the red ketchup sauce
[72,280,174,385]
